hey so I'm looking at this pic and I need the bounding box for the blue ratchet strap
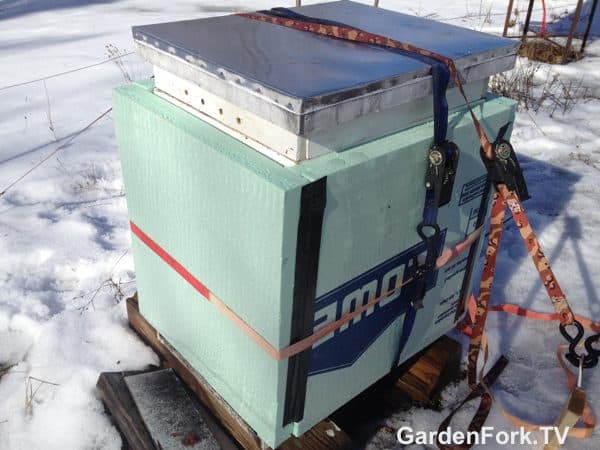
[262,8,457,367]
[395,49,457,367]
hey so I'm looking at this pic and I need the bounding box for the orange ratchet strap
[447,194,598,448]
[130,221,483,361]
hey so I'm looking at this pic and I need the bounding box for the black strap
[283,177,327,425]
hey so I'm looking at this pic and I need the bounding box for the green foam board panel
[114,80,515,447]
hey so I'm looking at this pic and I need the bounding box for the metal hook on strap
[583,334,600,368]
[408,223,441,311]
[560,321,599,369]
[417,222,440,246]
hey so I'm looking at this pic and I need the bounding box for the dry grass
[489,59,597,116]
[105,43,132,83]
[489,60,540,109]
[75,249,132,312]
[43,80,57,142]
[25,376,60,413]
[569,152,600,171]
[75,276,132,312]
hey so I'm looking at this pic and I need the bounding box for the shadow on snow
[0,0,118,21]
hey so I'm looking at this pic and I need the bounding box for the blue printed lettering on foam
[308,231,446,375]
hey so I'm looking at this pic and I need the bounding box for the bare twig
[489,60,539,110]
[489,60,596,115]
[76,249,130,312]
[54,157,72,177]
[105,44,132,83]
[43,80,57,142]
[525,110,547,136]
[569,152,600,171]
[477,1,493,30]
[28,376,60,386]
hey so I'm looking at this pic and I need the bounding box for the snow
[0,1,598,449]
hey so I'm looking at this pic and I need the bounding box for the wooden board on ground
[98,369,239,450]
[394,334,461,406]
[125,295,264,450]
[116,294,461,450]
[124,368,221,450]
[97,371,158,450]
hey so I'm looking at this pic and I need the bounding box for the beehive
[114,2,519,447]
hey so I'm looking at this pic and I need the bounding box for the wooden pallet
[98,294,462,449]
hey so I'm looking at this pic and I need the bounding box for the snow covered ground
[0,1,598,449]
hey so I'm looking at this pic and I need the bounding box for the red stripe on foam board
[129,221,210,299]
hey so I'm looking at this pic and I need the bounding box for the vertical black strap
[283,177,327,425]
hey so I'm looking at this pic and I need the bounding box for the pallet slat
[124,369,221,450]
[97,371,157,450]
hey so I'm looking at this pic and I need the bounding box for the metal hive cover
[133,0,519,134]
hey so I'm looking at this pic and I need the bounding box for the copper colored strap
[131,221,482,361]
[467,193,506,388]
[488,303,600,333]
[459,296,596,440]
[497,184,576,325]
[455,190,595,447]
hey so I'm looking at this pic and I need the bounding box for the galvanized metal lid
[133,0,518,135]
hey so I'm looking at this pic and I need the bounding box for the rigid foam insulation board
[114,79,515,447]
